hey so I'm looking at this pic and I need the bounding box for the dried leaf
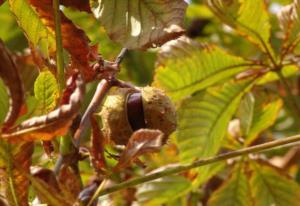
[57,165,82,200]
[90,0,187,49]
[90,116,106,172]
[75,179,100,206]
[0,141,34,206]
[30,168,72,206]
[114,129,164,171]
[2,73,85,142]
[0,40,24,129]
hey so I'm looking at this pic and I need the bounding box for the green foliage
[34,71,59,113]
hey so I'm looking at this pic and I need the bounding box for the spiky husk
[141,86,177,141]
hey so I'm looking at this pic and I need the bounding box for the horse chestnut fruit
[99,86,177,145]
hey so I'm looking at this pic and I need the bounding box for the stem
[74,79,111,147]
[53,0,65,91]
[276,70,300,117]
[88,134,300,200]
[115,48,128,65]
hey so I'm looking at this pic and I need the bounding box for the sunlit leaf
[250,160,300,206]
[90,0,187,49]
[34,71,59,113]
[206,0,274,56]
[257,65,298,85]
[153,37,252,101]
[208,163,252,206]
[8,0,56,54]
[176,79,255,163]
[244,97,282,145]
[0,40,24,129]
[2,73,85,142]
[0,141,33,206]
[136,166,192,205]
[114,129,164,171]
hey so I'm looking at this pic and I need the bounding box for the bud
[99,86,177,145]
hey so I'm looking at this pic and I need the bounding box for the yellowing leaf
[153,37,251,101]
[207,0,274,56]
[176,79,254,163]
[90,0,187,49]
[250,161,300,206]
[208,163,252,206]
[34,71,59,113]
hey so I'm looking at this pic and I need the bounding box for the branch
[88,133,300,200]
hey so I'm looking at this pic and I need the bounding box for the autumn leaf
[0,40,24,129]
[90,0,187,49]
[114,129,164,171]
[61,0,91,13]
[1,73,85,142]
[0,141,33,206]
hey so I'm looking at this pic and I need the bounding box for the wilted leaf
[250,160,300,206]
[153,37,252,101]
[176,79,255,163]
[136,165,192,205]
[28,0,97,81]
[278,0,300,53]
[206,0,274,56]
[90,115,106,172]
[0,141,34,206]
[30,169,72,206]
[2,73,85,142]
[75,179,100,206]
[208,163,252,206]
[34,71,59,113]
[90,0,187,49]
[114,129,164,171]
[0,40,24,129]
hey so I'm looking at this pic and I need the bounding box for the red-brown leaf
[90,116,106,172]
[61,0,91,13]
[29,0,97,81]
[0,40,24,129]
[1,73,85,142]
[114,129,164,171]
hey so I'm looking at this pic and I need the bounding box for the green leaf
[257,65,298,85]
[238,93,255,136]
[136,169,192,206]
[34,71,59,113]
[206,0,274,56]
[176,79,254,163]
[153,37,251,101]
[90,0,187,49]
[245,98,282,145]
[250,161,300,206]
[8,0,56,54]
[0,79,9,124]
[208,163,252,206]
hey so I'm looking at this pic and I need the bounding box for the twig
[74,79,111,147]
[115,48,128,65]
[88,134,300,200]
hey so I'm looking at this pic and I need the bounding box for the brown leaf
[29,0,97,81]
[75,179,100,206]
[61,0,91,13]
[0,141,34,206]
[114,129,164,171]
[57,165,82,200]
[90,116,106,172]
[2,73,85,142]
[30,168,72,206]
[0,40,24,129]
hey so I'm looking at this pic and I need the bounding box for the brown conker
[98,86,177,145]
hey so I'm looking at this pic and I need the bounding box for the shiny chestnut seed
[98,86,177,145]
